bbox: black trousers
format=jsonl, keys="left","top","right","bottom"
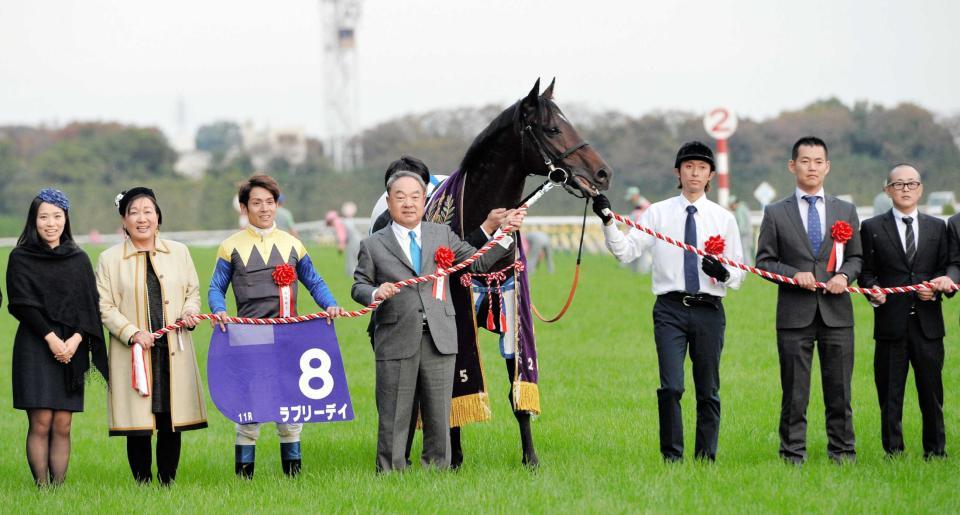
{"left": 875, "top": 313, "right": 946, "bottom": 457}
{"left": 126, "top": 412, "right": 182, "bottom": 484}
{"left": 652, "top": 295, "right": 725, "bottom": 461}
{"left": 776, "top": 310, "right": 855, "bottom": 462}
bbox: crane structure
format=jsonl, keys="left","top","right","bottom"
{"left": 319, "top": 0, "right": 363, "bottom": 172}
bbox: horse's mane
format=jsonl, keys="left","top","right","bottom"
{"left": 459, "top": 99, "right": 522, "bottom": 171}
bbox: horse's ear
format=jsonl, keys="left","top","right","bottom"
{"left": 541, "top": 77, "right": 555, "bottom": 100}
{"left": 520, "top": 78, "right": 541, "bottom": 121}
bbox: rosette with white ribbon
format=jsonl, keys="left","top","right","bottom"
{"left": 828, "top": 221, "right": 853, "bottom": 273}
{"left": 272, "top": 263, "right": 298, "bottom": 317}
{"left": 433, "top": 246, "right": 455, "bottom": 301}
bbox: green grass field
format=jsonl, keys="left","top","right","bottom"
{"left": 0, "top": 245, "right": 958, "bottom": 513}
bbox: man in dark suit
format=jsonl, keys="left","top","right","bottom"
{"left": 351, "top": 171, "right": 525, "bottom": 472}
{"left": 756, "top": 136, "right": 863, "bottom": 464}
{"left": 947, "top": 212, "right": 960, "bottom": 308}
{"left": 860, "top": 164, "right": 952, "bottom": 459}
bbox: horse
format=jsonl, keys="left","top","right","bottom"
{"left": 424, "top": 78, "right": 611, "bottom": 468}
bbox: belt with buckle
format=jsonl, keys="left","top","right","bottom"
{"left": 660, "top": 291, "right": 721, "bottom": 308}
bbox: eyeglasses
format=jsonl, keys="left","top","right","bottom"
{"left": 886, "top": 181, "right": 921, "bottom": 191}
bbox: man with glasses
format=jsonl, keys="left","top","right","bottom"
{"left": 859, "top": 164, "right": 952, "bottom": 459}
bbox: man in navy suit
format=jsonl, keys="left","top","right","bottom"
{"left": 859, "top": 164, "right": 953, "bottom": 459}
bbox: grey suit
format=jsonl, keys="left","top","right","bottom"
{"left": 351, "top": 221, "right": 510, "bottom": 471}
{"left": 756, "top": 193, "right": 862, "bottom": 462}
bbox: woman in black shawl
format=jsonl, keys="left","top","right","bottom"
{"left": 7, "top": 189, "right": 108, "bottom": 487}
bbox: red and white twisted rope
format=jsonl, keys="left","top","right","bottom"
{"left": 602, "top": 208, "right": 959, "bottom": 296}
{"left": 149, "top": 183, "right": 560, "bottom": 338}
{"left": 149, "top": 228, "right": 516, "bottom": 338}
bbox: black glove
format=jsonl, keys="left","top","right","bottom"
{"left": 701, "top": 255, "right": 730, "bottom": 282}
{"left": 592, "top": 194, "right": 612, "bottom": 224}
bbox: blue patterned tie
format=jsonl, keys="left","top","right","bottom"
{"left": 684, "top": 205, "right": 699, "bottom": 293}
{"left": 803, "top": 195, "right": 822, "bottom": 254}
{"left": 408, "top": 230, "right": 422, "bottom": 275}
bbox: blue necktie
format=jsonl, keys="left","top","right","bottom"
{"left": 408, "top": 230, "right": 422, "bottom": 275}
{"left": 803, "top": 195, "right": 822, "bottom": 254}
{"left": 684, "top": 205, "right": 699, "bottom": 293}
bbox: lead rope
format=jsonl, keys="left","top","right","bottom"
{"left": 531, "top": 197, "right": 588, "bottom": 322}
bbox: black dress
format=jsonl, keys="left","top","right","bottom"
{"left": 7, "top": 242, "right": 108, "bottom": 412}
{"left": 144, "top": 256, "right": 171, "bottom": 414}
{"left": 11, "top": 311, "right": 85, "bottom": 411}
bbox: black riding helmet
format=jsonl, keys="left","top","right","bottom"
{"left": 674, "top": 141, "right": 716, "bottom": 171}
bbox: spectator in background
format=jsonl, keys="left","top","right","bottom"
{"left": 275, "top": 193, "right": 299, "bottom": 238}
{"left": 523, "top": 231, "right": 554, "bottom": 274}
{"left": 729, "top": 196, "right": 754, "bottom": 266}
{"left": 625, "top": 186, "right": 652, "bottom": 274}
{"left": 325, "top": 202, "right": 362, "bottom": 277}
{"left": 873, "top": 189, "right": 894, "bottom": 217}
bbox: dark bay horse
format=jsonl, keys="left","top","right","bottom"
{"left": 429, "top": 78, "right": 611, "bottom": 468}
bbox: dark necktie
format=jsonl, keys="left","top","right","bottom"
{"left": 903, "top": 216, "right": 916, "bottom": 264}
{"left": 409, "top": 230, "right": 422, "bottom": 275}
{"left": 684, "top": 205, "right": 699, "bottom": 293}
{"left": 803, "top": 195, "right": 822, "bottom": 254}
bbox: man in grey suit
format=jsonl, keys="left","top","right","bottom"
{"left": 756, "top": 136, "right": 863, "bottom": 465}
{"left": 351, "top": 171, "right": 526, "bottom": 472}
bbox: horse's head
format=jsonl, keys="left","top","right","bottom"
{"left": 517, "top": 78, "right": 611, "bottom": 196}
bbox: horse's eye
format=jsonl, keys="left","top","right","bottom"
{"left": 547, "top": 127, "right": 561, "bottom": 135}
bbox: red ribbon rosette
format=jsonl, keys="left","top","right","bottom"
{"left": 831, "top": 221, "right": 853, "bottom": 244}
{"left": 272, "top": 263, "right": 297, "bottom": 286}
{"left": 433, "top": 246, "right": 455, "bottom": 301}
{"left": 272, "top": 263, "right": 297, "bottom": 316}
{"left": 434, "top": 246, "right": 455, "bottom": 269}
{"left": 704, "top": 235, "right": 726, "bottom": 284}
{"left": 827, "top": 221, "right": 853, "bottom": 273}
{"left": 704, "top": 235, "right": 725, "bottom": 256}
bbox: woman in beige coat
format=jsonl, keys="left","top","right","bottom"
{"left": 96, "top": 187, "right": 207, "bottom": 485}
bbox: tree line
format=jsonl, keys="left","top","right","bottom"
{"left": 0, "top": 98, "right": 957, "bottom": 235}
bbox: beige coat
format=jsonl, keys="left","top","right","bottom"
{"left": 96, "top": 238, "right": 207, "bottom": 435}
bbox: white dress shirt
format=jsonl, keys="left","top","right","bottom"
{"left": 891, "top": 207, "right": 920, "bottom": 252}
{"left": 391, "top": 221, "right": 423, "bottom": 270}
{"left": 602, "top": 194, "right": 745, "bottom": 296}
{"left": 795, "top": 187, "right": 826, "bottom": 240}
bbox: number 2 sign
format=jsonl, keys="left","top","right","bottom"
{"left": 207, "top": 318, "right": 355, "bottom": 425}
{"left": 703, "top": 107, "right": 738, "bottom": 140}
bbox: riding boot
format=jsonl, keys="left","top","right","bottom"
{"left": 506, "top": 358, "right": 539, "bottom": 468}
{"left": 235, "top": 445, "right": 255, "bottom": 479}
{"left": 280, "top": 442, "right": 302, "bottom": 478}
{"left": 450, "top": 427, "right": 463, "bottom": 470}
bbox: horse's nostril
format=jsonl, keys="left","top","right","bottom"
{"left": 596, "top": 169, "right": 609, "bottom": 181}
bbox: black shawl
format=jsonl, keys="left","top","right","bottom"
{"left": 6, "top": 242, "right": 109, "bottom": 389}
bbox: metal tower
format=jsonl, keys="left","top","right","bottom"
{"left": 319, "top": 0, "right": 362, "bottom": 171}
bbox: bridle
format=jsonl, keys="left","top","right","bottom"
{"left": 521, "top": 124, "right": 592, "bottom": 198}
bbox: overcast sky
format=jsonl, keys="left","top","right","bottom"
{"left": 1, "top": 0, "right": 958, "bottom": 141}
